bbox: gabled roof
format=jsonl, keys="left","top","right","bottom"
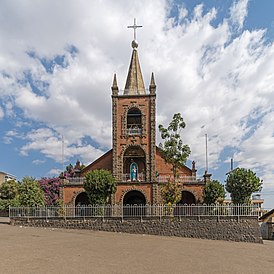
{"left": 156, "top": 146, "right": 192, "bottom": 173}
{"left": 259, "top": 209, "right": 274, "bottom": 222}
{"left": 80, "top": 149, "right": 113, "bottom": 175}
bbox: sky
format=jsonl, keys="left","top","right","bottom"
{"left": 0, "top": 0, "right": 274, "bottom": 208}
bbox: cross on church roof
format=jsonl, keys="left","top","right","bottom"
{"left": 127, "top": 18, "right": 142, "bottom": 41}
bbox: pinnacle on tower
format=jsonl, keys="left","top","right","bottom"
{"left": 112, "top": 73, "right": 119, "bottom": 95}
{"left": 149, "top": 72, "right": 156, "bottom": 94}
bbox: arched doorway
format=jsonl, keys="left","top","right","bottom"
{"left": 75, "top": 192, "right": 89, "bottom": 206}
{"left": 179, "top": 191, "right": 196, "bottom": 205}
{"left": 123, "top": 190, "right": 146, "bottom": 205}
{"left": 174, "top": 191, "right": 196, "bottom": 216}
{"left": 123, "top": 190, "right": 146, "bottom": 217}
{"left": 75, "top": 192, "right": 89, "bottom": 217}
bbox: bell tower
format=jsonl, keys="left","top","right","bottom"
{"left": 112, "top": 20, "right": 156, "bottom": 187}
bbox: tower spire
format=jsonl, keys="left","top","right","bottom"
{"left": 124, "top": 19, "right": 145, "bottom": 95}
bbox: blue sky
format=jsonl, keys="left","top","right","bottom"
{"left": 0, "top": 0, "right": 274, "bottom": 208}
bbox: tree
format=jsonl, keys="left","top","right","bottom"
{"left": 38, "top": 177, "right": 61, "bottom": 206}
{"left": 225, "top": 168, "right": 262, "bottom": 204}
{"left": 18, "top": 177, "right": 45, "bottom": 207}
{"left": 159, "top": 113, "right": 191, "bottom": 180}
{"left": 0, "top": 180, "right": 19, "bottom": 200}
{"left": 0, "top": 180, "right": 20, "bottom": 210}
{"left": 161, "top": 180, "right": 181, "bottom": 205}
{"left": 83, "top": 169, "right": 116, "bottom": 205}
{"left": 62, "top": 160, "right": 86, "bottom": 178}
{"left": 204, "top": 180, "right": 225, "bottom": 204}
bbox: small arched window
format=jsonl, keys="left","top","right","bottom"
{"left": 127, "top": 108, "right": 142, "bottom": 135}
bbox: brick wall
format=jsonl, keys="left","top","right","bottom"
{"left": 115, "top": 184, "right": 152, "bottom": 204}
{"left": 81, "top": 150, "right": 113, "bottom": 175}
{"left": 10, "top": 216, "right": 262, "bottom": 243}
{"left": 63, "top": 186, "right": 84, "bottom": 205}
{"left": 155, "top": 148, "right": 192, "bottom": 176}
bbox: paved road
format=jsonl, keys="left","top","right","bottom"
{"left": 0, "top": 222, "right": 273, "bottom": 274}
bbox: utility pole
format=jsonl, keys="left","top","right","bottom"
{"left": 205, "top": 133, "right": 208, "bottom": 173}
{"left": 62, "top": 135, "right": 64, "bottom": 174}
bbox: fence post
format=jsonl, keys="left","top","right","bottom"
{"left": 27, "top": 207, "right": 30, "bottom": 223}
{"left": 102, "top": 205, "right": 104, "bottom": 222}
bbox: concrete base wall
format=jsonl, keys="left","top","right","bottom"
{"left": 10, "top": 216, "right": 263, "bottom": 243}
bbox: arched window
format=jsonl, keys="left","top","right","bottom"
{"left": 122, "top": 146, "right": 146, "bottom": 182}
{"left": 127, "top": 108, "right": 142, "bottom": 135}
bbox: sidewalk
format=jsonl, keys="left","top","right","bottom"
{"left": 0, "top": 217, "right": 10, "bottom": 224}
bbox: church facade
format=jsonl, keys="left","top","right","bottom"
{"left": 61, "top": 33, "right": 207, "bottom": 206}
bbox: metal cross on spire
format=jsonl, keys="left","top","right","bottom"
{"left": 127, "top": 18, "right": 142, "bottom": 41}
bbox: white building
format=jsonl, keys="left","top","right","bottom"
{"left": 0, "top": 171, "right": 17, "bottom": 185}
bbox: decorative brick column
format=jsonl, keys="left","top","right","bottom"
{"left": 112, "top": 74, "right": 119, "bottom": 181}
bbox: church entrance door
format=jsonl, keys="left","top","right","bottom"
{"left": 75, "top": 192, "right": 89, "bottom": 216}
{"left": 174, "top": 191, "right": 196, "bottom": 216}
{"left": 180, "top": 191, "right": 196, "bottom": 205}
{"left": 75, "top": 192, "right": 89, "bottom": 206}
{"left": 123, "top": 190, "right": 146, "bottom": 217}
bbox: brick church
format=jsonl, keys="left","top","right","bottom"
{"left": 61, "top": 23, "right": 208, "bottom": 206}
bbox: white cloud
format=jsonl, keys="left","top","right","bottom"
{"left": 0, "top": 107, "right": 3, "bottom": 119}
{"left": 47, "top": 168, "right": 62, "bottom": 177}
{"left": 3, "top": 130, "right": 20, "bottom": 144}
{"left": 20, "top": 127, "right": 104, "bottom": 165}
{"left": 234, "top": 111, "right": 274, "bottom": 187}
{"left": 32, "top": 159, "right": 45, "bottom": 165}
{"left": 229, "top": 0, "right": 248, "bottom": 31}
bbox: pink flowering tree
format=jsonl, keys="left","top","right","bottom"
{"left": 38, "top": 177, "right": 61, "bottom": 206}
{"left": 61, "top": 160, "right": 85, "bottom": 178}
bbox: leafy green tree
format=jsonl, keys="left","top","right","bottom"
{"left": 0, "top": 180, "right": 20, "bottom": 210}
{"left": 159, "top": 113, "right": 191, "bottom": 180}
{"left": 225, "top": 168, "right": 262, "bottom": 204}
{"left": 84, "top": 169, "right": 116, "bottom": 205}
{"left": 0, "top": 197, "right": 21, "bottom": 210}
{"left": 204, "top": 180, "right": 225, "bottom": 204}
{"left": 0, "top": 180, "right": 19, "bottom": 200}
{"left": 62, "top": 160, "right": 86, "bottom": 178}
{"left": 161, "top": 180, "right": 181, "bottom": 205}
{"left": 18, "top": 177, "right": 45, "bottom": 207}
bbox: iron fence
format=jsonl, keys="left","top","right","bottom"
{"left": 9, "top": 204, "right": 261, "bottom": 219}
